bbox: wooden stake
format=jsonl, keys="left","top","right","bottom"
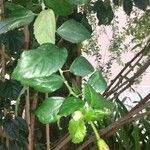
{"left": 45, "top": 93, "right": 50, "bottom": 150}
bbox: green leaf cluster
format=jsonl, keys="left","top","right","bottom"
{"left": 11, "top": 42, "right": 113, "bottom": 143}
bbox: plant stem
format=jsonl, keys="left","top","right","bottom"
{"left": 41, "top": 0, "right": 45, "bottom": 10}
{"left": 59, "top": 69, "right": 78, "bottom": 97}
{"left": 89, "top": 122, "right": 100, "bottom": 141}
{"left": 90, "top": 122, "right": 102, "bottom": 150}
{"left": 15, "top": 86, "right": 27, "bottom": 116}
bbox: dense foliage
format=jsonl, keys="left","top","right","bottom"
{"left": 0, "top": 0, "right": 150, "bottom": 150}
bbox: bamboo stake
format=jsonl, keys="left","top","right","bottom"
{"left": 23, "top": 25, "right": 33, "bottom": 150}
{"left": 30, "top": 92, "right": 38, "bottom": 150}
{"left": 45, "top": 93, "right": 50, "bottom": 150}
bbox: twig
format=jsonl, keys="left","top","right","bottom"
{"left": 1, "top": 44, "right": 5, "bottom": 82}
{"left": 103, "top": 41, "right": 150, "bottom": 97}
{"left": 53, "top": 135, "right": 70, "bottom": 150}
{"left": 108, "top": 53, "right": 144, "bottom": 95}
{"left": 100, "top": 98, "right": 150, "bottom": 137}
{"left": 15, "top": 86, "right": 27, "bottom": 116}
{"left": 112, "top": 58, "right": 150, "bottom": 95}
{"left": 59, "top": 69, "right": 78, "bottom": 97}
{"left": 130, "top": 93, "right": 150, "bottom": 112}
{"left": 110, "top": 59, "right": 150, "bottom": 100}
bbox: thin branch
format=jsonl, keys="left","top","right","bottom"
{"left": 100, "top": 98, "right": 150, "bottom": 137}
{"left": 15, "top": 86, "right": 27, "bottom": 116}
{"left": 53, "top": 135, "right": 70, "bottom": 150}
{"left": 130, "top": 93, "right": 150, "bottom": 112}
{"left": 59, "top": 69, "right": 78, "bottom": 97}
{"left": 105, "top": 58, "right": 150, "bottom": 99}
{"left": 103, "top": 41, "right": 150, "bottom": 97}
{"left": 108, "top": 53, "right": 144, "bottom": 95}
{"left": 110, "top": 59, "right": 150, "bottom": 100}
{"left": 1, "top": 44, "right": 5, "bottom": 82}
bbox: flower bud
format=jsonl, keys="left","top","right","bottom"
{"left": 97, "top": 139, "right": 110, "bottom": 150}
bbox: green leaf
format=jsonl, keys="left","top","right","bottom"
{"left": 0, "top": 80, "right": 22, "bottom": 100}
{"left": 116, "top": 98, "right": 128, "bottom": 116}
{"left": 44, "top": 0, "right": 74, "bottom": 16}
{"left": 0, "top": 30, "right": 24, "bottom": 55}
{"left": 83, "top": 84, "right": 114, "bottom": 110}
{"left": 35, "top": 97, "right": 64, "bottom": 124}
{"left": 68, "top": 119, "right": 86, "bottom": 143}
{"left": 142, "top": 119, "right": 150, "bottom": 134}
{"left": 133, "top": 0, "right": 147, "bottom": 10}
{"left": 34, "top": 9, "right": 56, "bottom": 45}
{"left": 3, "top": 117, "right": 28, "bottom": 146}
{"left": 117, "top": 127, "right": 130, "bottom": 149}
{"left": 83, "top": 108, "right": 111, "bottom": 122}
{"left": 68, "top": 0, "right": 90, "bottom": 5}
{"left": 57, "top": 19, "right": 91, "bottom": 43}
{"left": 132, "top": 125, "right": 140, "bottom": 150}
{"left": 0, "top": 6, "right": 35, "bottom": 34}
{"left": 93, "top": 0, "right": 114, "bottom": 25}
{"left": 21, "top": 74, "right": 63, "bottom": 93}
{"left": 13, "top": 117, "right": 28, "bottom": 133}
{"left": 69, "top": 56, "right": 94, "bottom": 77}
{"left": 59, "top": 97, "right": 85, "bottom": 117}
{"left": 71, "top": 79, "right": 81, "bottom": 95}
{"left": 12, "top": 43, "right": 68, "bottom": 80}
{"left": 88, "top": 70, "right": 107, "bottom": 93}
{"left": 5, "top": 2, "right": 24, "bottom": 11}
{"left": 123, "top": 0, "right": 133, "bottom": 16}
{"left": 113, "top": 0, "right": 120, "bottom": 6}
{"left": 72, "top": 12, "right": 92, "bottom": 33}
{"left": 93, "top": 0, "right": 106, "bottom": 25}
{"left": 5, "top": 1, "right": 28, "bottom": 8}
